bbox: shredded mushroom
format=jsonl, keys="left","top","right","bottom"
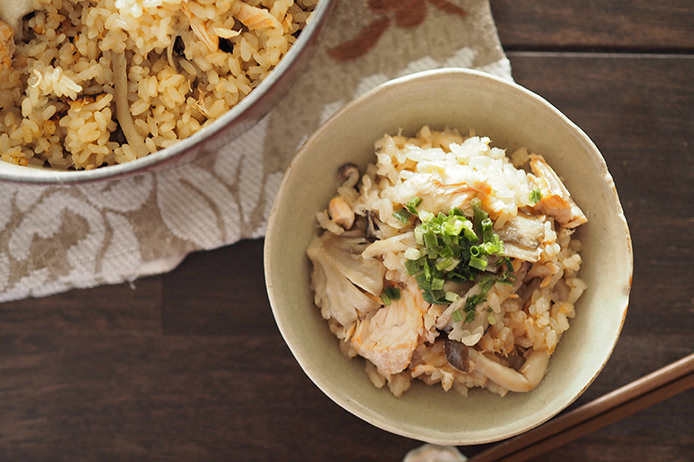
{"left": 112, "top": 52, "right": 148, "bottom": 156}
{"left": 166, "top": 28, "right": 185, "bottom": 70}
{"left": 181, "top": 4, "right": 218, "bottom": 52}
{"left": 234, "top": 3, "right": 281, "bottom": 30}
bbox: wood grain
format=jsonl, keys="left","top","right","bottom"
{"left": 0, "top": 277, "right": 162, "bottom": 335}
{"left": 0, "top": 35, "right": 693, "bottom": 462}
{"left": 491, "top": 1, "right": 694, "bottom": 51}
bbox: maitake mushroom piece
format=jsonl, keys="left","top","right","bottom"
{"left": 307, "top": 231, "right": 384, "bottom": 326}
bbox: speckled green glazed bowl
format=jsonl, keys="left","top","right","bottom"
{"left": 264, "top": 68, "right": 632, "bottom": 445}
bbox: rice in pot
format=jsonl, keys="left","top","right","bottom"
{"left": 0, "top": 0, "right": 317, "bottom": 169}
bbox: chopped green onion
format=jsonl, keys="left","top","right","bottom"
{"left": 451, "top": 309, "right": 463, "bottom": 323}
{"left": 423, "top": 291, "right": 438, "bottom": 304}
{"left": 447, "top": 271, "right": 468, "bottom": 282}
{"left": 438, "top": 240, "right": 453, "bottom": 258}
{"left": 422, "top": 259, "right": 431, "bottom": 280}
{"left": 414, "top": 227, "right": 424, "bottom": 245}
{"left": 472, "top": 201, "right": 488, "bottom": 230}
{"left": 419, "top": 210, "right": 434, "bottom": 222}
{"left": 380, "top": 292, "right": 391, "bottom": 305}
{"left": 406, "top": 196, "right": 422, "bottom": 214}
{"left": 405, "top": 259, "right": 420, "bottom": 275}
{"left": 494, "top": 235, "right": 504, "bottom": 254}
{"left": 465, "top": 310, "right": 476, "bottom": 323}
{"left": 487, "top": 313, "right": 496, "bottom": 325}
{"left": 461, "top": 221, "right": 478, "bottom": 241}
{"left": 393, "top": 207, "right": 411, "bottom": 224}
{"left": 404, "top": 248, "right": 420, "bottom": 260}
{"left": 415, "top": 273, "right": 430, "bottom": 290}
{"left": 530, "top": 188, "right": 542, "bottom": 205}
{"left": 464, "top": 294, "right": 481, "bottom": 312}
{"left": 406, "top": 205, "right": 510, "bottom": 310}
{"left": 504, "top": 257, "right": 514, "bottom": 273}
{"left": 445, "top": 291, "right": 460, "bottom": 302}
{"left": 383, "top": 286, "right": 401, "bottom": 301}
{"left": 435, "top": 257, "right": 459, "bottom": 272}
{"left": 481, "top": 217, "right": 494, "bottom": 243}
{"left": 424, "top": 231, "right": 439, "bottom": 251}
{"left": 469, "top": 254, "right": 488, "bottom": 271}
{"left": 479, "top": 274, "right": 496, "bottom": 292}
{"left": 483, "top": 235, "right": 503, "bottom": 255}
{"left": 442, "top": 220, "right": 459, "bottom": 236}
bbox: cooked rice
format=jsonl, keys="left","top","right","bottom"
{"left": 0, "top": 0, "right": 317, "bottom": 170}
{"left": 307, "top": 127, "right": 588, "bottom": 397}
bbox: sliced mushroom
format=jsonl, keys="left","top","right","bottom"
{"left": 365, "top": 210, "right": 377, "bottom": 239}
{"left": 497, "top": 214, "right": 545, "bottom": 249}
{"left": 338, "top": 163, "right": 360, "bottom": 188}
{"left": 444, "top": 339, "right": 469, "bottom": 372}
{"left": 362, "top": 232, "right": 416, "bottom": 259}
{"left": 112, "top": 52, "right": 148, "bottom": 156}
{"left": 507, "top": 348, "right": 526, "bottom": 371}
{"left": 328, "top": 196, "right": 355, "bottom": 230}
{"left": 502, "top": 242, "right": 542, "bottom": 263}
{"left": 469, "top": 348, "right": 549, "bottom": 393}
{"left": 497, "top": 214, "right": 545, "bottom": 263}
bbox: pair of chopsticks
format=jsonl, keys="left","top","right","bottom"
{"left": 469, "top": 353, "right": 694, "bottom": 462}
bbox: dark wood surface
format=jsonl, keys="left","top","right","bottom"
{"left": 491, "top": 0, "right": 694, "bottom": 51}
{"left": 1, "top": 3, "right": 693, "bottom": 462}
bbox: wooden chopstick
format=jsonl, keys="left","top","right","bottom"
{"left": 469, "top": 353, "right": 694, "bottom": 462}
{"left": 495, "top": 374, "right": 693, "bottom": 461}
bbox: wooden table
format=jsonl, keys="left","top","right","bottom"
{"left": 1, "top": 1, "right": 692, "bottom": 460}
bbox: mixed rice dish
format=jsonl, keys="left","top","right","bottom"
{"left": 0, "top": 0, "right": 316, "bottom": 169}
{"left": 307, "top": 127, "right": 588, "bottom": 397}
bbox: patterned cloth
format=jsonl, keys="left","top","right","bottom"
{"left": 0, "top": 0, "right": 511, "bottom": 302}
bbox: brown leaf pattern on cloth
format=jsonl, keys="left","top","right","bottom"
{"left": 329, "top": 0, "right": 467, "bottom": 61}
{"left": 326, "top": 16, "right": 390, "bottom": 61}
{"left": 428, "top": 0, "right": 468, "bottom": 17}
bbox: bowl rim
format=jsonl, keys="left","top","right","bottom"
{"left": 0, "top": 0, "right": 335, "bottom": 185}
{"left": 264, "top": 67, "right": 633, "bottom": 445}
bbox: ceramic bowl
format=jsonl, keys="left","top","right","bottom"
{"left": 0, "top": 0, "right": 335, "bottom": 184}
{"left": 264, "top": 68, "right": 632, "bottom": 444}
